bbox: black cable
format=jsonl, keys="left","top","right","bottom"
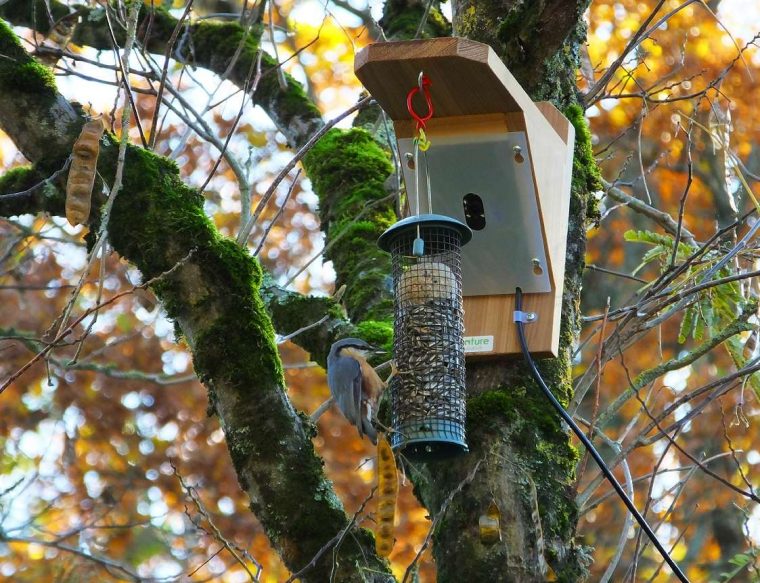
{"left": 514, "top": 288, "right": 689, "bottom": 583}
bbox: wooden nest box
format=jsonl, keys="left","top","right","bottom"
{"left": 355, "top": 37, "right": 575, "bottom": 358}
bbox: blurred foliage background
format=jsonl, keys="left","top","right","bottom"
{"left": 1, "top": 0, "right": 760, "bottom": 581}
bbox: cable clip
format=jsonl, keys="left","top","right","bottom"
{"left": 513, "top": 310, "right": 537, "bottom": 324}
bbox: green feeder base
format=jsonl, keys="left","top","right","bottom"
{"left": 390, "top": 418, "right": 468, "bottom": 462}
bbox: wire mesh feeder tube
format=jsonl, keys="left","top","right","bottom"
{"left": 378, "top": 214, "right": 472, "bottom": 461}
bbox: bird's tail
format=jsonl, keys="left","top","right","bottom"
{"left": 361, "top": 418, "right": 378, "bottom": 445}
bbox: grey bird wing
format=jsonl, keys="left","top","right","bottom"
{"left": 331, "top": 357, "right": 362, "bottom": 430}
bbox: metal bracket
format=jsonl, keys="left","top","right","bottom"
{"left": 513, "top": 310, "right": 538, "bottom": 324}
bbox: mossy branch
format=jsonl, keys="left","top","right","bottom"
{"left": 0, "top": 164, "right": 67, "bottom": 216}
{"left": 0, "top": 19, "right": 392, "bottom": 582}
{"left": 596, "top": 310, "right": 755, "bottom": 431}
{"left": 303, "top": 128, "right": 397, "bottom": 323}
{"left": 455, "top": 0, "right": 592, "bottom": 105}
{"left": 0, "top": 0, "right": 322, "bottom": 148}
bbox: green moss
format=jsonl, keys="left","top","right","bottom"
{"left": 101, "top": 143, "right": 283, "bottom": 411}
{"left": 190, "top": 20, "right": 261, "bottom": 74}
{"left": 497, "top": 2, "right": 537, "bottom": 47}
{"left": 0, "top": 1, "right": 70, "bottom": 34}
{"left": 566, "top": 104, "right": 602, "bottom": 226}
{"left": 354, "top": 320, "right": 393, "bottom": 353}
{"left": 0, "top": 19, "right": 57, "bottom": 95}
{"left": 380, "top": 1, "right": 451, "bottom": 39}
{"left": 264, "top": 290, "right": 348, "bottom": 367}
{"left": 187, "top": 18, "right": 320, "bottom": 145}
{"left": 0, "top": 165, "right": 38, "bottom": 193}
{"left": 0, "top": 164, "right": 66, "bottom": 216}
{"left": 257, "top": 55, "right": 322, "bottom": 121}
{"left": 0, "top": 60, "right": 56, "bottom": 93}
{"left": 303, "top": 128, "right": 396, "bottom": 322}
{"left": 136, "top": 5, "right": 178, "bottom": 50}
{"left": 304, "top": 128, "right": 394, "bottom": 225}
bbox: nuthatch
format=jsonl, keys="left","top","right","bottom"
{"left": 327, "top": 338, "right": 386, "bottom": 444}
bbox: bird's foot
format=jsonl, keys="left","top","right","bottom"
{"left": 384, "top": 361, "right": 398, "bottom": 387}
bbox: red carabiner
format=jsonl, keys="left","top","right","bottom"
{"left": 406, "top": 74, "right": 434, "bottom": 131}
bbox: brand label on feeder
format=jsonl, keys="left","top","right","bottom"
{"left": 464, "top": 336, "right": 494, "bottom": 353}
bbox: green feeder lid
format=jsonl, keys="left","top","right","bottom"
{"left": 377, "top": 214, "right": 472, "bottom": 252}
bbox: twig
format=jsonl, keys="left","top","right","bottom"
{"left": 0, "top": 249, "right": 196, "bottom": 394}
{"left": 599, "top": 441, "right": 634, "bottom": 583}
{"left": 310, "top": 396, "right": 334, "bottom": 422}
{"left": 283, "top": 192, "right": 395, "bottom": 287}
{"left": 586, "top": 264, "right": 647, "bottom": 283}
{"left": 253, "top": 169, "right": 301, "bottom": 255}
{"left": 147, "top": 0, "right": 194, "bottom": 149}
{"left": 237, "top": 96, "right": 372, "bottom": 245}
{"left": 173, "top": 461, "right": 262, "bottom": 581}
{"left": 670, "top": 120, "right": 693, "bottom": 268}
{"left": 621, "top": 356, "right": 760, "bottom": 503}
{"left": 0, "top": 535, "right": 139, "bottom": 581}
{"left": 581, "top": 451, "right": 736, "bottom": 514}
{"left": 0, "top": 158, "right": 71, "bottom": 201}
{"left": 602, "top": 179, "right": 697, "bottom": 245}
{"left": 414, "top": 0, "right": 435, "bottom": 39}
{"left": 277, "top": 314, "right": 330, "bottom": 344}
{"left": 103, "top": 2, "right": 147, "bottom": 147}
{"left": 286, "top": 487, "right": 377, "bottom": 583}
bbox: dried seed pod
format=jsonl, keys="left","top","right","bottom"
{"left": 66, "top": 117, "right": 104, "bottom": 227}
{"left": 478, "top": 500, "right": 501, "bottom": 544}
{"left": 375, "top": 435, "right": 398, "bottom": 557}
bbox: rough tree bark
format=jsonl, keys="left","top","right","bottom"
{"left": 0, "top": 1, "right": 601, "bottom": 581}
{"left": 391, "top": 3, "right": 600, "bottom": 581}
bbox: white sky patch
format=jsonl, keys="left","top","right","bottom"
{"left": 674, "top": 402, "right": 692, "bottom": 432}
{"left": 663, "top": 365, "right": 692, "bottom": 393}
{"left": 748, "top": 505, "right": 760, "bottom": 544}
{"left": 717, "top": 0, "right": 760, "bottom": 43}
{"left": 217, "top": 496, "right": 235, "bottom": 515}
{"left": 650, "top": 448, "right": 682, "bottom": 512}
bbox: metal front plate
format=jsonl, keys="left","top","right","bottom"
{"left": 398, "top": 132, "right": 551, "bottom": 296}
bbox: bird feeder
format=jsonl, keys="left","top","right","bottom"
{"left": 356, "top": 38, "right": 576, "bottom": 358}
{"left": 378, "top": 214, "right": 472, "bottom": 460}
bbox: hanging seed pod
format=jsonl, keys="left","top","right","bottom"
{"left": 478, "top": 500, "right": 501, "bottom": 544}
{"left": 66, "top": 117, "right": 104, "bottom": 227}
{"left": 375, "top": 435, "right": 398, "bottom": 557}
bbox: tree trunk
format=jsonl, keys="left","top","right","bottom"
{"left": 385, "top": 2, "right": 599, "bottom": 581}
{"left": 0, "top": 0, "right": 603, "bottom": 579}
